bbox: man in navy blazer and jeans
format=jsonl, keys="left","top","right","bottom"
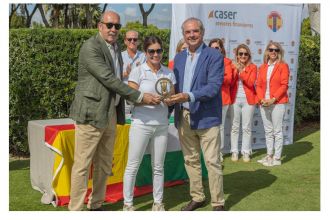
{"left": 165, "top": 17, "right": 225, "bottom": 211}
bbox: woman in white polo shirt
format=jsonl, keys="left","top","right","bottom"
{"left": 123, "top": 36, "right": 176, "bottom": 211}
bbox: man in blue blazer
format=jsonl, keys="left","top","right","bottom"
{"left": 166, "top": 17, "right": 225, "bottom": 211}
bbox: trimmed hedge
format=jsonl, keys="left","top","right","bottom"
{"left": 9, "top": 27, "right": 319, "bottom": 155}
{"left": 9, "top": 28, "right": 170, "bottom": 155}
{"left": 295, "top": 34, "right": 320, "bottom": 124}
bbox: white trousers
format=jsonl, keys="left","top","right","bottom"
{"left": 230, "top": 99, "right": 255, "bottom": 154}
{"left": 124, "top": 102, "right": 132, "bottom": 115}
{"left": 123, "top": 123, "right": 168, "bottom": 206}
{"left": 260, "top": 104, "right": 286, "bottom": 160}
{"left": 219, "top": 105, "right": 229, "bottom": 152}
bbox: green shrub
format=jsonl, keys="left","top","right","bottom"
{"left": 295, "top": 22, "right": 320, "bottom": 125}
{"left": 9, "top": 28, "right": 170, "bottom": 155}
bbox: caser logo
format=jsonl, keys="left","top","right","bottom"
{"left": 208, "top": 10, "right": 237, "bottom": 19}
{"left": 267, "top": 11, "right": 282, "bottom": 32}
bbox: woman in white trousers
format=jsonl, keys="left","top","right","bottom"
{"left": 256, "top": 42, "right": 289, "bottom": 167}
{"left": 123, "top": 36, "right": 176, "bottom": 211}
{"left": 208, "top": 38, "right": 235, "bottom": 162}
{"left": 230, "top": 44, "right": 258, "bottom": 162}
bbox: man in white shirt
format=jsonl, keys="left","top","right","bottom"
{"left": 121, "top": 30, "right": 146, "bottom": 84}
{"left": 121, "top": 30, "right": 146, "bottom": 114}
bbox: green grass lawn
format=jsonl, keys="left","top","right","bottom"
{"left": 9, "top": 122, "right": 320, "bottom": 211}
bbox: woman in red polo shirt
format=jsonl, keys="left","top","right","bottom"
{"left": 208, "top": 38, "right": 235, "bottom": 162}
{"left": 230, "top": 44, "right": 257, "bottom": 162}
{"left": 256, "top": 42, "right": 289, "bottom": 167}
{"left": 168, "top": 39, "right": 188, "bottom": 70}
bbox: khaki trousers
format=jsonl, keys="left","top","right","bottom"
{"left": 68, "top": 112, "right": 117, "bottom": 211}
{"left": 178, "top": 109, "right": 225, "bottom": 207}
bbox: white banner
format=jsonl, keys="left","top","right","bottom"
{"left": 169, "top": 4, "right": 303, "bottom": 152}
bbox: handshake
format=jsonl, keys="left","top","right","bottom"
{"left": 142, "top": 93, "right": 190, "bottom": 106}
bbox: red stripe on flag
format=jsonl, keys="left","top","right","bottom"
{"left": 45, "top": 124, "right": 75, "bottom": 145}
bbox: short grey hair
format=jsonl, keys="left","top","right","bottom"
{"left": 126, "top": 30, "right": 139, "bottom": 38}
{"left": 181, "top": 17, "right": 205, "bottom": 36}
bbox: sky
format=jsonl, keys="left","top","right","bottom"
{"left": 28, "top": 3, "right": 172, "bottom": 29}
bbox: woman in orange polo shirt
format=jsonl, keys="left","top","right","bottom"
{"left": 208, "top": 38, "right": 235, "bottom": 162}
{"left": 230, "top": 44, "right": 257, "bottom": 162}
{"left": 256, "top": 42, "right": 289, "bottom": 167}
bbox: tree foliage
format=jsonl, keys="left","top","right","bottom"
{"left": 295, "top": 18, "right": 320, "bottom": 124}
{"left": 10, "top": 13, "right": 26, "bottom": 28}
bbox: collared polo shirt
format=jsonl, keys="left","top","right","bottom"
{"left": 128, "top": 63, "right": 176, "bottom": 125}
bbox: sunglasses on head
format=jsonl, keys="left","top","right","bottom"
{"left": 147, "top": 48, "right": 163, "bottom": 55}
{"left": 268, "top": 48, "right": 280, "bottom": 52}
{"left": 126, "top": 38, "right": 138, "bottom": 42}
{"left": 238, "top": 52, "right": 249, "bottom": 57}
{"left": 101, "top": 22, "right": 122, "bottom": 30}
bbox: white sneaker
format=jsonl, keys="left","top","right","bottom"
{"left": 123, "top": 204, "right": 135, "bottom": 211}
{"left": 242, "top": 153, "right": 250, "bottom": 162}
{"left": 263, "top": 158, "right": 281, "bottom": 167}
{"left": 152, "top": 203, "right": 165, "bottom": 211}
{"left": 231, "top": 152, "right": 238, "bottom": 162}
{"left": 257, "top": 155, "right": 272, "bottom": 164}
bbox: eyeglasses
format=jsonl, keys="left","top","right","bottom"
{"left": 126, "top": 38, "right": 138, "bottom": 42}
{"left": 268, "top": 48, "right": 280, "bottom": 52}
{"left": 101, "top": 22, "right": 122, "bottom": 30}
{"left": 147, "top": 48, "right": 163, "bottom": 55}
{"left": 238, "top": 52, "right": 249, "bottom": 57}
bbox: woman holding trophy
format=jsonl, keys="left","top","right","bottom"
{"left": 123, "top": 36, "right": 176, "bottom": 211}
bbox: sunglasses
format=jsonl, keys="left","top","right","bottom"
{"left": 213, "top": 47, "right": 220, "bottom": 50}
{"left": 126, "top": 38, "right": 138, "bottom": 42}
{"left": 101, "top": 22, "right": 122, "bottom": 30}
{"left": 147, "top": 48, "right": 163, "bottom": 55}
{"left": 238, "top": 52, "right": 249, "bottom": 57}
{"left": 268, "top": 48, "right": 280, "bottom": 52}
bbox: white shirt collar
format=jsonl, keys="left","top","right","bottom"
{"left": 142, "top": 63, "right": 164, "bottom": 75}
{"left": 187, "top": 43, "right": 203, "bottom": 56}
{"left": 268, "top": 60, "right": 277, "bottom": 66}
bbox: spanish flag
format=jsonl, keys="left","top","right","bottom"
{"left": 45, "top": 120, "right": 188, "bottom": 206}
